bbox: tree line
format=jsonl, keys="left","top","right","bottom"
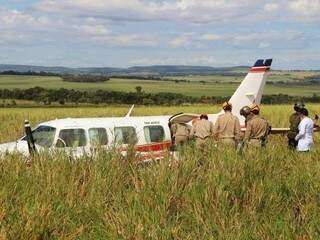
{"left": 0, "top": 71, "right": 59, "bottom": 76}
{"left": 0, "top": 87, "right": 318, "bottom": 106}
{"left": 61, "top": 74, "right": 110, "bottom": 82}
{"left": 111, "top": 75, "right": 190, "bottom": 83}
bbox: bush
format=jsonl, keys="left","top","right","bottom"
{"left": 61, "top": 74, "right": 110, "bottom": 83}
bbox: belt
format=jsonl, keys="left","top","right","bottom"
{"left": 220, "top": 137, "right": 235, "bottom": 139}
{"left": 195, "top": 136, "right": 210, "bottom": 140}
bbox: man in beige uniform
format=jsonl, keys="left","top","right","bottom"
{"left": 171, "top": 122, "right": 190, "bottom": 146}
{"left": 190, "top": 114, "right": 214, "bottom": 150}
{"left": 213, "top": 102, "right": 241, "bottom": 147}
{"left": 240, "top": 106, "right": 254, "bottom": 126}
{"left": 244, "top": 104, "right": 270, "bottom": 148}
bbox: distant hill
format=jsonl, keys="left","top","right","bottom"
{"left": 0, "top": 64, "right": 249, "bottom": 76}
{"left": 0, "top": 65, "right": 124, "bottom": 75}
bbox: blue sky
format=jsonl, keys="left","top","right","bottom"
{"left": 0, "top": 0, "right": 320, "bottom": 69}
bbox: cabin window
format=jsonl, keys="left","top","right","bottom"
{"left": 24, "top": 125, "right": 56, "bottom": 148}
{"left": 56, "top": 129, "right": 86, "bottom": 148}
{"left": 114, "top": 127, "right": 137, "bottom": 144}
{"left": 89, "top": 128, "right": 108, "bottom": 146}
{"left": 144, "top": 125, "right": 165, "bottom": 143}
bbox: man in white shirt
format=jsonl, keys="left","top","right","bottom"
{"left": 295, "top": 108, "right": 314, "bottom": 152}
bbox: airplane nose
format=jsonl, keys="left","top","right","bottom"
{"left": 0, "top": 142, "right": 18, "bottom": 155}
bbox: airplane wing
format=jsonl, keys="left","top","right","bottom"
{"left": 241, "top": 127, "right": 320, "bottom": 135}
{"left": 269, "top": 126, "right": 320, "bottom": 135}
{"left": 269, "top": 128, "right": 290, "bottom": 135}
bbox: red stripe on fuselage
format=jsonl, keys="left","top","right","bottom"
{"left": 250, "top": 66, "right": 270, "bottom": 73}
{"left": 135, "top": 141, "right": 172, "bottom": 152}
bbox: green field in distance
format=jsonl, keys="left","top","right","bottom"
{"left": 0, "top": 73, "right": 319, "bottom": 97}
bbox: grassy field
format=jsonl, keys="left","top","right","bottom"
{"left": 1, "top": 74, "right": 320, "bottom": 97}
{"left": 0, "top": 104, "right": 319, "bottom": 143}
{"left": 1, "top": 104, "right": 320, "bottom": 239}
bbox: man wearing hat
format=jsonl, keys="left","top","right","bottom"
{"left": 287, "top": 102, "right": 304, "bottom": 149}
{"left": 213, "top": 102, "right": 241, "bottom": 148}
{"left": 240, "top": 106, "right": 254, "bottom": 126}
{"left": 244, "top": 104, "right": 270, "bottom": 148}
{"left": 190, "top": 114, "right": 214, "bottom": 150}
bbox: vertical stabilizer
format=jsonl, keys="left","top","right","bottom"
{"left": 228, "top": 59, "right": 272, "bottom": 117}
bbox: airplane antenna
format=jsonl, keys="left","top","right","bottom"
{"left": 125, "top": 104, "right": 135, "bottom": 117}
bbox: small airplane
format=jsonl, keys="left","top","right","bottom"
{"left": 0, "top": 59, "right": 316, "bottom": 160}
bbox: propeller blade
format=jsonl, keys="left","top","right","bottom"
{"left": 24, "top": 120, "right": 36, "bottom": 155}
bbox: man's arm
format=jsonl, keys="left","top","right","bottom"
{"left": 234, "top": 117, "right": 241, "bottom": 141}
{"left": 244, "top": 121, "right": 252, "bottom": 141}
{"left": 190, "top": 126, "right": 196, "bottom": 138}
{"left": 212, "top": 118, "right": 220, "bottom": 139}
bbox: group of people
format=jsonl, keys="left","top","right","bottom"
{"left": 171, "top": 102, "right": 317, "bottom": 152}
{"left": 287, "top": 102, "right": 317, "bottom": 152}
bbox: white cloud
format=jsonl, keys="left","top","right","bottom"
{"left": 74, "top": 24, "right": 110, "bottom": 36}
{"left": 0, "top": 8, "right": 49, "bottom": 30}
{"left": 232, "top": 31, "right": 302, "bottom": 43}
{"left": 264, "top": 3, "right": 280, "bottom": 12}
{"left": 258, "top": 42, "right": 271, "bottom": 48}
{"left": 199, "top": 34, "right": 223, "bottom": 41}
{"left": 36, "top": 0, "right": 260, "bottom": 24}
{"left": 169, "top": 33, "right": 193, "bottom": 48}
{"left": 111, "top": 34, "right": 158, "bottom": 47}
{"left": 288, "top": 0, "right": 320, "bottom": 22}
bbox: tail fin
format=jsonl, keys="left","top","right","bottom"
{"left": 229, "top": 59, "right": 272, "bottom": 117}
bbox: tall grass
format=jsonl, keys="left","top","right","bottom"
{"left": 1, "top": 143, "right": 320, "bottom": 239}
{"left": 0, "top": 105, "right": 320, "bottom": 239}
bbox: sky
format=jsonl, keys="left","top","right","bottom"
{"left": 0, "top": 0, "right": 320, "bottom": 69}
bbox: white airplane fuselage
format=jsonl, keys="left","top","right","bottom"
{"left": 0, "top": 113, "right": 222, "bottom": 160}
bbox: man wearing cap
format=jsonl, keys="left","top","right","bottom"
{"left": 240, "top": 106, "right": 254, "bottom": 126}
{"left": 190, "top": 114, "right": 214, "bottom": 150}
{"left": 287, "top": 102, "right": 304, "bottom": 149}
{"left": 237, "top": 105, "right": 254, "bottom": 152}
{"left": 244, "top": 104, "right": 270, "bottom": 148}
{"left": 171, "top": 122, "right": 191, "bottom": 146}
{"left": 213, "top": 102, "right": 241, "bottom": 148}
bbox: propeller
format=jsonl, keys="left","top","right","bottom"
{"left": 24, "top": 120, "right": 37, "bottom": 155}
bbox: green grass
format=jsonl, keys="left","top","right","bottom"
{"left": 1, "top": 74, "right": 320, "bottom": 97}
{"left": 1, "top": 104, "right": 320, "bottom": 238}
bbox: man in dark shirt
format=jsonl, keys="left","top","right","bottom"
{"left": 287, "top": 102, "right": 305, "bottom": 149}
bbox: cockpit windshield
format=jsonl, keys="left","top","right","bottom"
{"left": 22, "top": 125, "right": 56, "bottom": 148}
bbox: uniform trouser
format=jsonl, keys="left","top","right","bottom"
{"left": 288, "top": 138, "right": 298, "bottom": 149}
{"left": 175, "top": 135, "right": 188, "bottom": 146}
{"left": 248, "top": 139, "right": 262, "bottom": 148}
{"left": 219, "top": 138, "right": 236, "bottom": 148}
{"left": 195, "top": 138, "right": 211, "bottom": 163}
{"left": 195, "top": 138, "right": 206, "bottom": 149}
{"left": 195, "top": 137, "right": 212, "bottom": 153}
